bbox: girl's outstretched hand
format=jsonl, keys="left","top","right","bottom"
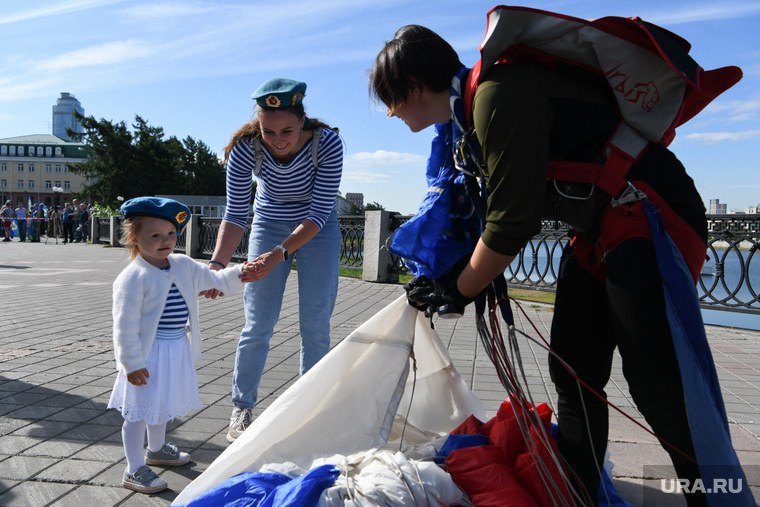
{"left": 127, "top": 368, "right": 150, "bottom": 386}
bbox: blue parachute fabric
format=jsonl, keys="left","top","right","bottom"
{"left": 177, "top": 464, "right": 340, "bottom": 507}
{"left": 434, "top": 433, "right": 490, "bottom": 464}
{"left": 387, "top": 123, "right": 475, "bottom": 279}
{"left": 596, "top": 465, "right": 634, "bottom": 507}
{"left": 644, "top": 200, "right": 754, "bottom": 506}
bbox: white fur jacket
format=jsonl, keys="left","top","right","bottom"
{"left": 112, "top": 253, "right": 244, "bottom": 374}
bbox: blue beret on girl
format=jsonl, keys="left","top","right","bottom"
{"left": 121, "top": 197, "right": 190, "bottom": 233}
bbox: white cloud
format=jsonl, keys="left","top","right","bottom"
{"left": 641, "top": 2, "right": 760, "bottom": 25}
{"left": 0, "top": 0, "right": 126, "bottom": 25}
{"left": 340, "top": 150, "right": 429, "bottom": 212}
{"left": 341, "top": 169, "right": 393, "bottom": 184}
{"left": 682, "top": 129, "right": 760, "bottom": 144}
{"left": 704, "top": 98, "right": 760, "bottom": 123}
{"left": 119, "top": 1, "right": 215, "bottom": 19}
{"left": 347, "top": 150, "right": 426, "bottom": 167}
{"left": 36, "top": 40, "right": 155, "bottom": 71}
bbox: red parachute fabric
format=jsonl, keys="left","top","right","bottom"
{"left": 446, "top": 399, "right": 572, "bottom": 506}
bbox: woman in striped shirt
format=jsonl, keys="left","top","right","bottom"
{"left": 205, "top": 78, "right": 343, "bottom": 443}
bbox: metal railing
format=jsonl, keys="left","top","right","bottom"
{"left": 93, "top": 213, "right": 760, "bottom": 315}
{"left": 699, "top": 215, "right": 760, "bottom": 314}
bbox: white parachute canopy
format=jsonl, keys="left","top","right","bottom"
{"left": 172, "top": 295, "right": 487, "bottom": 505}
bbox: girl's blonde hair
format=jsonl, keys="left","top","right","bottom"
{"left": 120, "top": 216, "right": 147, "bottom": 261}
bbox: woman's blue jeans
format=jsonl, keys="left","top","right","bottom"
{"left": 231, "top": 212, "right": 340, "bottom": 409}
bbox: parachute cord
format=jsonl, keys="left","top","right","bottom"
{"left": 398, "top": 351, "right": 418, "bottom": 452}
{"left": 493, "top": 297, "right": 699, "bottom": 463}
{"left": 482, "top": 309, "right": 577, "bottom": 506}
{"left": 478, "top": 295, "right": 700, "bottom": 506}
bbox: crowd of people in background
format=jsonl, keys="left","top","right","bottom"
{"left": 0, "top": 198, "right": 90, "bottom": 244}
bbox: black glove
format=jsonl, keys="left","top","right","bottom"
{"left": 403, "top": 276, "right": 434, "bottom": 312}
{"left": 425, "top": 273, "right": 474, "bottom": 319}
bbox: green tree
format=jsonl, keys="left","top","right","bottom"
{"left": 69, "top": 113, "right": 226, "bottom": 207}
{"left": 364, "top": 201, "right": 385, "bottom": 211}
{"left": 182, "top": 137, "right": 226, "bottom": 196}
{"left": 347, "top": 202, "right": 362, "bottom": 215}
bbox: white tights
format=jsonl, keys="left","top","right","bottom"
{"left": 122, "top": 419, "right": 167, "bottom": 473}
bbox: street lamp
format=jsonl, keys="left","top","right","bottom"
{"left": 52, "top": 186, "right": 63, "bottom": 207}
{"left": 50, "top": 186, "right": 64, "bottom": 245}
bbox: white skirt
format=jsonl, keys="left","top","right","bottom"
{"left": 108, "top": 334, "right": 201, "bottom": 425}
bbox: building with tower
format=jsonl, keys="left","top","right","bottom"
{"left": 0, "top": 93, "right": 88, "bottom": 206}
{"left": 52, "top": 93, "right": 84, "bottom": 141}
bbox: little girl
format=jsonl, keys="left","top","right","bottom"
{"left": 108, "top": 197, "right": 255, "bottom": 494}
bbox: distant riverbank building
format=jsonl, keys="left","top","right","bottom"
{"left": 0, "top": 93, "right": 87, "bottom": 207}
{"left": 709, "top": 199, "right": 727, "bottom": 215}
{"left": 345, "top": 193, "right": 364, "bottom": 209}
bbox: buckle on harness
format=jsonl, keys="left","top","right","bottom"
{"left": 454, "top": 128, "right": 484, "bottom": 179}
{"left": 553, "top": 180, "right": 595, "bottom": 200}
{"left": 611, "top": 182, "right": 647, "bottom": 207}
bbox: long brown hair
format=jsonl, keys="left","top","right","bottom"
{"left": 223, "top": 104, "right": 338, "bottom": 162}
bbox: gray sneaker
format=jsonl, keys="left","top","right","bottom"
{"left": 227, "top": 406, "right": 253, "bottom": 443}
{"left": 145, "top": 442, "right": 190, "bottom": 466}
{"left": 122, "top": 465, "right": 167, "bottom": 494}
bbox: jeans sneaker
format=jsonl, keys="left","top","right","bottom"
{"left": 122, "top": 465, "right": 167, "bottom": 494}
{"left": 227, "top": 406, "right": 253, "bottom": 443}
{"left": 145, "top": 442, "right": 191, "bottom": 466}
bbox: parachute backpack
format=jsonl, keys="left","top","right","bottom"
{"left": 459, "top": 6, "right": 742, "bottom": 283}
{"left": 463, "top": 6, "right": 741, "bottom": 187}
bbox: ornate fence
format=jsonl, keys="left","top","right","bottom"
{"left": 93, "top": 213, "right": 760, "bottom": 315}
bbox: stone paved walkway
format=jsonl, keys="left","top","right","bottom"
{"left": 0, "top": 240, "right": 758, "bottom": 505}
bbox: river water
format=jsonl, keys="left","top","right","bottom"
{"left": 506, "top": 242, "right": 760, "bottom": 331}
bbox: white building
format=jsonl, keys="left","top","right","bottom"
{"left": 0, "top": 134, "right": 88, "bottom": 207}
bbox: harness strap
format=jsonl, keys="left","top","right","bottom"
{"left": 571, "top": 181, "right": 707, "bottom": 283}
{"left": 253, "top": 126, "right": 323, "bottom": 176}
{"left": 463, "top": 60, "right": 481, "bottom": 128}
{"left": 253, "top": 137, "right": 264, "bottom": 176}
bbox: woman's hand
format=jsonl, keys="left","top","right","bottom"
{"left": 240, "top": 261, "right": 260, "bottom": 282}
{"left": 245, "top": 250, "right": 283, "bottom": 281}
{"left": 127, "top": 368, "right": 149, "bottom": 386}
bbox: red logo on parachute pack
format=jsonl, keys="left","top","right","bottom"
{"left": 605, "top": 64, "right": 660, "bottom": 112}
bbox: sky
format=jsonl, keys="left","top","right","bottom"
{"left": 1, "top": 0, "right": 758, "bottom": 215}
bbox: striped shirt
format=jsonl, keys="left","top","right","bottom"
{"left": 157, "top": 268, "right": 189, "bottom": 331}
{"left": 222, "top": 127, "right": 343, "bottom": 230}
